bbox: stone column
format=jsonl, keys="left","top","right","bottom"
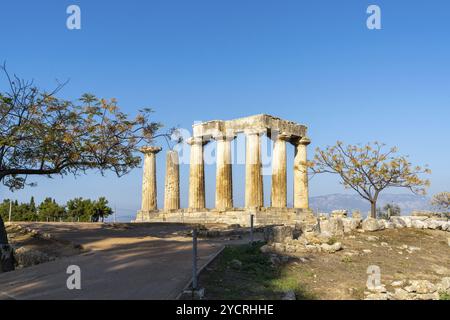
{"left": 245, "top": 130, "right": 264, "bottom": 208}
{"left": 293, "top": 137, "right": 311, "bottom": 209}
{"left": 188, "top": 137, "right": 207, "bottom": 210}
{"left": 140, "top": 146, "right": 162, "bottom": 212}
{"left": 215, "top": 134, "right": 234, "bottom": 211}
{"left": 164, "top": 150, "right": 180, "bottom": 211}
{"left": 271, "top": 134, "right": 288, "bottom": 208}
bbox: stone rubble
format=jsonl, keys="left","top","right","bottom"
{"left": 365, "top": 277, "right": 450, "bottom": 300}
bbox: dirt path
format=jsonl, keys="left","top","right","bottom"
{"left": 0, "top": 222, "right": 250, "bottom": 300}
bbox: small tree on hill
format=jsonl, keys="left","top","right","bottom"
{"left": 313, "top": 141, "right": 431, "bottom": 219}
{"left": 431, "top": 192, "right": 450, "bottom": 218}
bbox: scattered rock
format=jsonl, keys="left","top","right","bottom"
{"left": 260, "top": 245, "right": 271, "bottom": 253}
{"left": 230, "top": 259, "right": 242, "bottom": 269}
{"left": 436, "top": 277, "right": 450, "bottom": 293}
{"left": 362, "top": 218, "right": 381, "bottom": 232}
{"left": 392, "top": 288, "right": 414, "bottom": 300}
{"left": 281, "top": 290, "right": 296, "bottom": 300}
{"left": 14, "top": 247, "right": 54, "bottom": 268}
{"left": 390, "top": 217, "right": 407, "bottom": 229}
{"left": 362, "top": 249, "right": 372, "bottom": 254}
{"left": 391, "top": 280, "right": 405, "bottom": 287}
{"left": 404, "top": 280, "right": 436, "bottom": 294}
{"left": 367, "top": 235, "right": 379, "bottom": 242}
{"left": 331, "top": 210, "right": 348, "bottom": 218}
{"left": 319, "top": 218, "right": 344, "bottom": 237}
{"left": 342, "top": 218, "right": 361, "bottom": 233}
{"left": 364, "top": 292, "right": 391, "bottom": 300}
{"left": 321, "top": 242, "right": 343, "bottom": 253}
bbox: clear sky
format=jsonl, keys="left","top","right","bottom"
{"left": 1, "top": 1, "right": 449, "bottom": 220}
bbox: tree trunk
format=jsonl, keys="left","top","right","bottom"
{"left": 370, "top": 201, "right": 377, "bottom": 219}
{"left": 0, "top": 215, "right": 15, "bottom": 273}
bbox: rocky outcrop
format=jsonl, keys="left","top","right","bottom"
{"left": 14, "top": 247, "right": 54, "bottom": 268}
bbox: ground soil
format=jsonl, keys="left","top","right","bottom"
{"left": 198, "top": 228, "right": 450, "bottom": 300}
{"left": 6, "top": 224, "right": 83, "bottom": 263}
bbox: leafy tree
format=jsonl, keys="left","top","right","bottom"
{"left": 313, "top": 141, "right": 430, "bottom": 218}
{"left": 91, "top": 197, "right": 113, "bottom": 222}
{"left": 0, "top": 65, "right": 171, "bottom": 191}
{"left": 377, "top": 203, "right": 401, "bottom": 220}
{"left": 431, "top": 192, "right": 450, "bottom": 218}
{"left": 29, "top": 196, "right": 36, "bottom": 214}
{"left": 66, "top": 198, "right": 93, "bottom": 222}
{"left": 38, "top": 198, "right": 66, "bottom": 221}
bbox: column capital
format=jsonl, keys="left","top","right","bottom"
{"left": 213, "top": 133, "right": 236, "bottom": 142}
{"left": 270, "top": 132, "right": 290, "bottom": 142}
{"left": 186, "top": 136, "right": 210, "bottom": 146}
{"left": 140, "top": 146, "right": 162, "bottom": 154}
{"left": 293, "top": 137, "right": 311, "bottom": 146}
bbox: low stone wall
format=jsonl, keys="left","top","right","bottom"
{"left": 135, "top": 208, "right": 316, "bottom": 227}
{"left": 316, "top": 214, "right": 450, "bottom": 236}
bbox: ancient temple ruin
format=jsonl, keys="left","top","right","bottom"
{"left": 135, "top": 114, "right": 315, "bottom": 226}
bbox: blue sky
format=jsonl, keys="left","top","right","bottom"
{"left": 1, "top": 1, "right": 449, "bottom": 219}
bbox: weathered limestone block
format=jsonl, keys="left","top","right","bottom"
{"left": 352, "top": 210, "right": 362, "bottom": 220}
{"left": 404, "top": 280, "right": 436, "bottom": 294}
{"left": 378, "top": 219, "right": 395, "bottom": 229}
{"left": 342, "top": 218, "right": 361, "bottom": 233}
{"left": 436, "top": 277, "right": 450, "bottom": 293}
{"left": 362, "top": 218, "right": 382, "bottom": 232}
{"left": 390, "top": 216, "right": 407, "bottom": 228}
{"left": 319, "top": 217, "right": 344, "bottom": 236}
{"left": 427, "top": 220, "right": 444, "bottom": 230}
{"left": 411, "top": 219, "right": 427, "bottom": 229}
{"left": 321, "top": 242, "right": 343, "bottom": 253}
{"left": 331, "top": 210, "right": 348, "bottom": 218}
{"left": 399, "top": 216, "right": 412, "bottom": 228}
{"left": 264, "top": 226, "right": 293, "bottom": 244}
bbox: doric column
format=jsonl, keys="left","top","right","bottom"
{"left": 245, "top": 130, "right": 264, "bottom": 208}
{"left": 164, "top": 150, "right": 180, "bottom": 211}
{"left": 215, "top": 134, "right": 235, "bottom": 211}
{"left": 271, "top": 134, "right": 288, "bottom": 208}
{"left": 293, "top": 137, "right": 311, "bottom": 209}
{"left": 188, "top": 137, "right": 208, "bottom": 210}
{"left": 140, "top": 146, "right": 162, "bottom": 212}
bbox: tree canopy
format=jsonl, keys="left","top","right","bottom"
{"left": 0, "top": 197, "right": 113, "bottom": 222}
{"left": 313, "top": 141, "right": 431, "bottom": 218}
{"left": 431, "top": 192, "right": 450, "bottom": 215}
{"left": 0, "top": 65, "right": 171, "bottom": 190}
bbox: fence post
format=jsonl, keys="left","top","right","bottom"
{"left": 192, "top": 228, "right": 198, "bottom": 291}
{"left": 250, "top": 214, "right": 254, "bottom": 244}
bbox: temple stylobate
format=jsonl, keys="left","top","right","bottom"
{"left": 135, "top": 114, "right": 315, "bottom": 226}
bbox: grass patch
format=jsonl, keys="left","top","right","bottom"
{"left": 198, "top": 242, "right": 314, "bottom": 300}
{"left": 439, "top": 292, "right": 450, "bottom": 300}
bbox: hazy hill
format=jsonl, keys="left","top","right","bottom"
{"left": 310, "top": 193, "right": 432, "bottom": 215}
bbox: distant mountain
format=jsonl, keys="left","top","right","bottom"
{"left": 310, "top": 193, "right": 432, "bottom": 215}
